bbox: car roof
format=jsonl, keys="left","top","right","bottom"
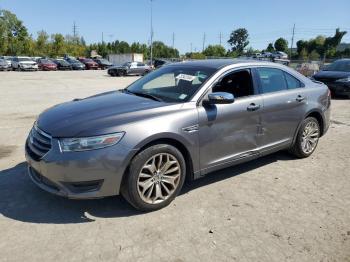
{"left": 169, "top": 59, "right": 277, "bottom": 70}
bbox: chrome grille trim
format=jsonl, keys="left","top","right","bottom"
{"left": 27, "top": 124, "right": 52, "bottom": 160}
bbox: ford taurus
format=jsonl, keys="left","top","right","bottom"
{"left": 25, "top": 59, "right": 331, "bottom": 211}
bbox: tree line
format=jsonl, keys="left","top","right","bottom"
{"left": 0, "top": 9, "right": 349, "bottom": 60}
{"left": 0, "top": 9, "right": 179, "bottom": 59}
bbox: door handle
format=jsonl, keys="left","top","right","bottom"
{"left": 296, "top": 95, "right": 306, "bottom": 102}
{"left": 247, "top": 103, "right": 261, "bottom": 111}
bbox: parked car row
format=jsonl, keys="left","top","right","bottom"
{"left": 0, "top": 56, "right": 114, "bottom": 71}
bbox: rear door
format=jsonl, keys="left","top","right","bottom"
{"left": 254, "top": 67, "right": 308, "bottom": 152}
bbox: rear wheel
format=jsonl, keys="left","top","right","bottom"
{"left": 121, "top": 144, "right": 186, "bottom": 211}
{"left": 118, "top": 70, "right": 126, "bottom": 77}
{"left": 289, "top": 117, "right": 320, "bottom": 158}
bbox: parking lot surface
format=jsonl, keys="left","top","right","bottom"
{"left": 0, "top": 70, "right": 349, "bottom": 262}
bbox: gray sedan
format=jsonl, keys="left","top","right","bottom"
{"left": 108, "top": 61, "right": 152, "bottom": 76}
{"left": 25, "top": 59, "right": 331, "bottom": 211}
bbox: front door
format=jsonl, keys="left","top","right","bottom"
{"left": 197, "top": 69, "right": 263, "bottom": 172}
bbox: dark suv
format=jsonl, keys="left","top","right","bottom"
{"left": 25, "top": 59, "right": 331, "bottom": 211}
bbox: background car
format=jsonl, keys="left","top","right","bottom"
{"left": 11, "top": 56, "right": 38, "bottom": 71}
{"left": 53, "top": 59, "right": 72, "bottom": 70}
{"left": 107, "top": 61, "right": 151, "bottom": 76}
{"left": 0, "top": 56, "right": 13, "bottom": 67}
{"left": 93, "top": 58, "right": 113, "bottom": 69}
{"left": 65, "top": 57, "right": 86, "bottom": 70}
{"left": 78, "top": 58, "right": 99, "bottom": 70}
{"left": 271, "top": 51, "right": 288, "bottom": 59}
{"left": 37, "top": 58, "right": 57, "bottom": 71}
{"left": 312, "top": 59, "right": 350, "bottom": 98}
{"left": 0, "top": 58, "right": 11, "bottom": 71}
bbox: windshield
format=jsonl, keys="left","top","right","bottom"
{"left": 69, "top": 59, "right": 80, "bottom": 64}
{"left": 56, "top": 60, "right": 69, "bottom": 65}
{"left": 83, "top": 59, "right": 94, "bottom": 62}
{"left": 324, "top": 60, "right": 350, "bottom": 72}
{"left": 99, "top": 59, "right": 111, "bottom": 64}
{"left": 40, "top": 59, "right": 53, "bottom": 64}
{"left": 126, "top": 65, "right": 216, "bottom": 103}
{"left": 18, "top": 57, "right": 32, "bottom": 62}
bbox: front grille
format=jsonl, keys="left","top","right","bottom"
{"left": 26, "top": 125, "right": 52, "bottom": 161}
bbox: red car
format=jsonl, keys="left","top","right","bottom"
{"left": 37, "top": 58, "right": 57, "bottom": 71}
{"left": 78, "top": 58, "right": 99, "bottom": 70}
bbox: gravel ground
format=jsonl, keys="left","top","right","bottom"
{"left": 0, "top": 70, "right": 349, "bottom": 262}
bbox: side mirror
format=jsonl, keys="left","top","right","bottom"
{"left": 204, "top": 92, "right": 235, "bottom": 105}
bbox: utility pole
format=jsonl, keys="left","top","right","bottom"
{"left": 172, "top": 32, "right": 175, "bottom": 49}
{"left": 72, "top": 21, "right": 78, "bottom": 43}
{"left": 219, "top": 32, "right": 223, "bottom": 46}
{"left": 150, "top": 0, "right": 154, "bottom": 67}
{"left": 190, "top": 43, "right": 193, "bottom": 53}
{"left": 101, "top": 32, "right": 104, "bottom": 43}
{"left": 290, "top": 24, "right": 295, "bottom": 59}
{"left": 202, "top": 33, "right": 206, "bottom": 52}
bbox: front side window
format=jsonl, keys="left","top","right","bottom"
{"left": 126, "top": 65, "right": 216, "bottom": 103}
{"left": 212, "top": 69, "right": 255, "bottom": 98}
{"left": 256, "top": 68, "right": 287, "bottom": 93}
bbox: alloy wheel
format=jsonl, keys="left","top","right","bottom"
{"left": 137, "top": 153, "right": 181, "bottom": 204}
{"left": 301, "top": 121, "right": 319, "bottom": 154}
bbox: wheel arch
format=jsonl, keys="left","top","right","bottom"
{"left": 292, "top": 109, "right": 325, "bottom": 145}
{"left": 120, "top": 136, "right": 195, "bottom": 192}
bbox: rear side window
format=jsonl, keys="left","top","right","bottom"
{"left": 283, "top": 72, "right": 303, "bottom": 89}
{"left": 256, "top": 68, "right": 287, "bottom": 93}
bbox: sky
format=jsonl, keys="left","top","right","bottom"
{"left": 1, "top": 0, "right": 350, "bottom": 54}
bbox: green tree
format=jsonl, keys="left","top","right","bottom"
{"left": 274, "top": 38, "right": 288, "bottom": 52}
{"left": 266, "top": 43, "right": 275, "bottom": 52}
{"left": 0, "top": 9, "right": 30, "bottom": 55}
{"left": 227, "top": 28, "right": 249, "bottom": 55}
{"left": 35, "top": 30, "right": 49, "bottom": 56}
{"left": 203, "top": 45, "right": 226, "bottom": 57}
{"left": 323, "top": 28, "right": 347, "bottom": 60}
{"left": 50, "top": 33, "right": 65, "bottom": 57}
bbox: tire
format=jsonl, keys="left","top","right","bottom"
{"left": 118, "top": 70, "right": 126, "bottom": 77}
{"left": 121, "top": 144, "right": 186, "bottom": 211}
{"left": 289, "top": 117, "right": 320, "bottom": 158}
{"left": 109, "top": 70, "right": 116, "bottom": 77}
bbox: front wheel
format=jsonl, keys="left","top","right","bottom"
{"left": 289, "top": 117, "right": 320, "bottom": 158}
{"left": 121, "top": 144, "right": 186, "bottom": 211}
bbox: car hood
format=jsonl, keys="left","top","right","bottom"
{"left": 20, "top": 61, "right": 36, "bottom": 65}
{"left": 37, "top": 91, "right": 177, "bottom": 137}
{"left": 314, "top": 70, "right": 350, "bottom": 80}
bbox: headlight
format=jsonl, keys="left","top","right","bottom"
{"left": 335, "top": 77, "right": 350, "bottom": 83}
{"left": 59, "top": 132, "right": 124, "bottom": 152}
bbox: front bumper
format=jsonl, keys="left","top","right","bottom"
{"left": 25, "top": 135, "right": 137, "bottom": 199}
{"left": 327, "top": 83, "right": 350, "bottom": 96}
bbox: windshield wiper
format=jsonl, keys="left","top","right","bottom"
{"left": 122, "top": 89, "right": 163, "bottom": 102}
